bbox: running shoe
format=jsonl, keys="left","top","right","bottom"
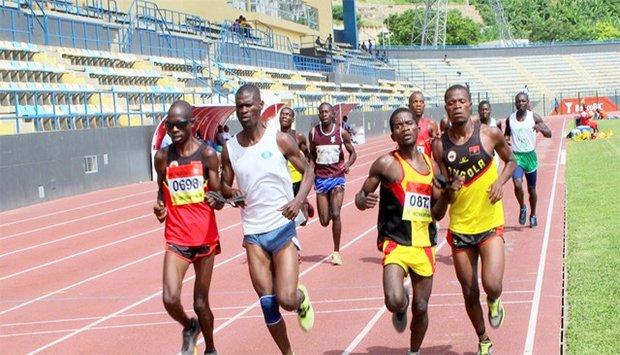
{"left": 297, "top": 285, "right": 314, "bottom": 332}
{"left": 530, "top": 215, "right": 538, "bottom": 228}
{"left": 392, "top": 284, "right": 410, "bottom": 333}
{"left": 181, "top": 317, "right": 201, "bottom": 355}
{"left": 519, "top": 206, "right": 528, "bottom": 225}
{"left": 487, "top": 297, "right": 505, "bottom": 329}
{"left": 203, "top": 350, "right": 218, "bottom": 355}
{"left": 477, "top": 339, "right": 493, "bottom": 355}
{"left": 331, "top": 251, "right": 343, "bottom": 265}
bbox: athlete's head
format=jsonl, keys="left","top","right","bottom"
{"left": 408, "top": 91, "right": 425, "bottom": 119}
{"left": 515, "top": 92, "right": 529, "bottom": 113}
{"left": 478, "top": 100, "right": 491, "bottom": 124}
{"left": 444, "top": 84, "right": 472, "bottom": 126}
{"left": 318, "top": 102, "right": 335, "bottom": 125}
{"left": 389, "top": 108, "right": 419, "bottom": 147}
{"left": 279, "top": 107, "right": 295, "bottom": 131}
{"left": 165, "top": 100, "right": 194, "bottom": 144}
{"left": 235, "top": 84, "right": 264, "bottom": 130}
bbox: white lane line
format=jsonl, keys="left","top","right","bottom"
{"left": 343, "top": 239, "right": 447, "bottom": 355}
{"left": 523, "top": 117, "right": 566, "bottom": 354}
{"left": 0, "top": 189, "right": 153, "bottom": 228}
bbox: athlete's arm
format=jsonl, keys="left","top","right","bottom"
{"left": 153, "top": 149, "right": 168, "bottom": 223}
{"left": 355, "top": 154, "right": 391, "bottom": 210}
{"left": 295, "top": 131, "right": 309, "bottom": 157}
{"left": 533, "top": 113, "right": 552, "bottom": 138}
{"left": 432, "top": 136, "right": 460, "bottom": 204}
{"left": 503, "top": 116, "right": 512, "bottom": 142}
{"left": 341, "top": 129, "right": 357, "bottom": 174}
{"left": 430, "top": 159, "right": 449, "bottom": 220}
{"left": 277, "top": 131, "right": 314, "bottom": 220}
{"left": 202, "top": 146, "right": 224, "bottom": 210}
{"left": 307, "top": 128, "right": 316, "bottom": 164}
{"left": 219, "top": 144, "right": 245, "bottom": 208}
{"left": 488, "top": 127, "right": 517, "bottom": 204}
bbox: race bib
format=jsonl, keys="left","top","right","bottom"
{"left": 316, "top": 144, "right": 341, "bottom": 165}
{"left": 402, "top": 183, "right": 432, "bottom": 222}
{"left": 166, "top": 161, "right": 205, "bottom": 206}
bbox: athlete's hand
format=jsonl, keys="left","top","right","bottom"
{"left": 341, "top": 163, "right": 350, "bottom": 174}
{"left": 278, "top": 199, "right": 302, "bottom": 220}
{"left": 450, "top": 175, "right": 465, "bottom": 191}
{"left": 355, "top": 191, "right": 378, "bottom": 210}
{"left": 153, "top": 200, "right": 166, "bottom": 223}
{"left": 487, "top": 181, "right": 503, "bottom": 204}
{"left": 205, "top": 192, "right": 225, "bottom": 210}
{"left": 229, "top": 189, "right": 246, "bottom": 208}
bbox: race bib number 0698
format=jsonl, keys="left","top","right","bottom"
{"left": 167, "top": 162, "right": 205, "bottom": 206}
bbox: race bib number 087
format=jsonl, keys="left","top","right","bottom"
{"left": 167, "top": 162, "right": 205, "bottom": 206}
{"left": 402, "top": 185, "right": 432, "bottom": 222}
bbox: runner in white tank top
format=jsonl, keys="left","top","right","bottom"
{"left": 220, "top": 84, "right": 316, "bottom": 351}
{"left": 504, "top": 92, "right": 552, "bottom": 228}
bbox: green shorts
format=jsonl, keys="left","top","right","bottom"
{"left": 514, "top": 150, "right": 538, "bottom": 173}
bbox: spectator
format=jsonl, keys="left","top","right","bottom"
{"left": 368, "top": 40, "right": 373, "bottom": 55}
{"left": 315, "top": 36, "right": 323, "bottom": 48}
{"left": 325, "top": 34, "right": 333, "bottom": 50}
{"left": 361, "top": 41, "right": 367, "bottom": 52}
{"left": 442, "top": 54, "right": 451, "bottom": 65}
{"left": 222, "top": 125, "right": 233, "bottom": 141}
{"left": 342, "top": 115, "right": 356, "bottom": 143}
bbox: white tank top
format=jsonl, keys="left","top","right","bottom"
{"left": 227, "top": 124, "right": 294, "bottom": 235}
{"left": 508, "top": 110, "right": 537, "bottom": 153}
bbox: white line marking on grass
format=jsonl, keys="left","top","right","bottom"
{"left": 342, "top": 239, "right": 447, "bottom": 355}
{"left": 523, "top": 117, "right": 565, "bottom": 354}
{"left": 560, "top": 149, "right": 566, "bottom": 165}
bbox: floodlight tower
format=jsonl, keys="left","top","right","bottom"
{"left": 411, "top": 0, "right": 448, "bottom": 47}
{"left": 488, "top": 0, "right": 515, "bottom": 46}
{"left": 411, "top": 0, "right": 515, "bottom": 48}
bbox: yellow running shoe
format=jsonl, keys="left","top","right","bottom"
{"left": 487, "top": 297, "right": 505, "bottom": 329}
{"left": 477, "top": 339, "right": 493, "bottom": 355}
{"left": 297, "top": 285, "right": 314, "bottom": 332}
{"left": 331, "top": 251, "right": 342, "bottom": 265}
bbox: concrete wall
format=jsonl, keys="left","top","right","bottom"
{"left": 0, "top": 126, "right": 156, "bottom": 212}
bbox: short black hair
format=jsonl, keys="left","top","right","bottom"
{"left": 281, "top": 106, "right": 294, "bottom": 117}
{"left": 444, "top": 84, "right": 470, "bottom": 102}
{"left": 389, "top": 107, "right": 414, "bottom": 132}
{"left": 236, "top": 83, "right": 261, "bottom": 100}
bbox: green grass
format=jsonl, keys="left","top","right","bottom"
{"left": 565, "top": 119, "right": 620, "bottom": 354}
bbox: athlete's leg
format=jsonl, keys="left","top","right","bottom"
{"left": 328, "top": 187, "right": 345, "bottom": 252}
{"left": 162, "top": 252, "right": 193, "bottom": 328}
{"left": 512, "top": 167, "right": 526, "bottom": 209}
{"left": 272, "top": 241, "right": 303, "bottom": 311}
{"left": 193, "top": 253, "right": 216, "bottom": 352}
{"left": 479, "top": 237, "right": 505, "bottom": 301}
{"left": 383, "top": 264, "right": 407, "bottom": 314}
{"left": 315, "top": 192, "right": 331, "bottom": 227}
{"left": 246, "top": 243, "right": 292, "bottom": 354}
{"left": 453, "top": 248, "right": 487, "bottom": 337}
{"left": 409, "top": 272, "right": 433, "bottom": 352}
{"left": 525, "top": 170, "right": 538, "bottom": 217}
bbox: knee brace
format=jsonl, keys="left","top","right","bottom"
{"left": 259, "top": 295, "right": 282, "bottom": 325}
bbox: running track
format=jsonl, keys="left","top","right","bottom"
{"left": 0, "top": 116, "right": 567, "bottom": 355}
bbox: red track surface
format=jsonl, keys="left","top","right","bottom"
{"left": 0, "top": 116, "right": 567, "bottom": 355}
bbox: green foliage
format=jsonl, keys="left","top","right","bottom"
{"left": 445, "top": 10, "right": 480, "bottom": 45}
{"left": 500, "top": 0, "right": 620, "bottom": 42}
{"left": 385, "top": 8, "right": 481, "bottom": 45}
{"left": 361, "top": 0, "right": 620, "bottom": 44}
{"left": 332, "top": 5, "right": 343, "bottom": 22}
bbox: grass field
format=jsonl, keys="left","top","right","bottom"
{"left": 565, "top": 119, "right": 620, "bottom": 354}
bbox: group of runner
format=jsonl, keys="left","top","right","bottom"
{"left": 152, "top": 83, "right": 551, "bottom": 355}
